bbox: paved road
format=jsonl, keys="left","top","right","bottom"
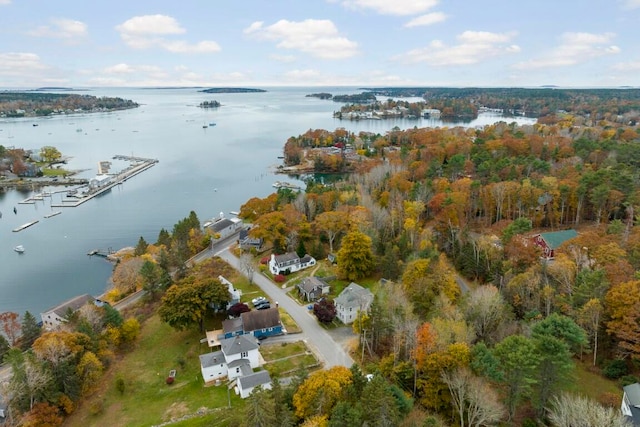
{"left": 215, "top": 247, "right": 354, "bottom": 368}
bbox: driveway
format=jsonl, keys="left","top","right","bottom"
{"left": 215, "top": 248, "right": 354, "bottom": 368}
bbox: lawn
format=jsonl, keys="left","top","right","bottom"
{"left": 279, "top": 309, "right": 302, "bottom": 334}
{"left": 65, "top": 315, "right": 245, "bottom": 427}
{"left": 567, "top": 360, "right": 623, "bottom": 404}
{"left": 260, "top": 341, "right": 320, "bottom": 377}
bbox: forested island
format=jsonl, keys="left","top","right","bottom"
{"left": 327, "top": 87, "right": 640, "bottom": 122}
{"left": 0, "top": 92, "right": 138, "bottom": 117}
{"left": 198, "top": 87, "right": 267, "bottom": 94}
{"left": 198, "top": 100, "right": 221, "bottom": 108}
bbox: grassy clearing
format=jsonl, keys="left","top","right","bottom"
{"left": 65, "top": 315, "right": 244, "bottom": 427}
{"left": 260, "top": 341, "right": 307, "bottom": 361}
{"left": 568, "top": 360, "right": 622, "bottom": 403}
{"left": 279, "top": 309, "right": 302, "bottom": 334}
{"left": 260, "top": 341, "right": 319, "bottom": 377}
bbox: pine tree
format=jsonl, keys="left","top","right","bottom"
{"left": 20, "top": 311, "right": 41, "bottom": 351}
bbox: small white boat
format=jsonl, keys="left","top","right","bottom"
{"left": 14, "top": 245, "right": 25, "bottom": 253}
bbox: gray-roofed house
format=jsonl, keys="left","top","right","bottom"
{"left": 206, "top": 214, "right": 243, "bottom": 240}
{"left": 296, "top": 277, "right": 330, "bottom": 302}
{"left": 199, "top": 335, "right": 261, "bottom": 385}
{"left": 40, "top": 294, "right": 96, "bottom": 330}
{"left": 269, "top": 252, "right": 316, "bottom": 275}
{"left": 335, "top": 282, "right": 374, "bottom": 325}
{"left": 238, "top": 229, "right": 263, "bottom": 251}
{"left": 532, "top": 229, "right": 578, "bottom": 259}
{"left": 622, "top": 383, "right": 640, "bottom": 426}
{"left": 237, "top": 370, "right": 272, "bottom": 398}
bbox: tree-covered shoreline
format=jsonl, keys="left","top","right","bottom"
{"left": 0, "top": 92, "right": 139, "bottom": 118}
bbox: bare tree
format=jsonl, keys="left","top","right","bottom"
{"left": 462, "top": 286, "right": 510, "bottom": 345}
{"left": 0, "top": 312, "right": 21, "bottom": 346}
{"left": 240, "top": 253, "right": 256, "bottom": 284}
{"left": 547, "top": 393, "right": 631, "bottom": 427}
{"left": 442, "top": 367, "right": 505, "bottom": 427}
{"left": 23, "top": 353, "right": 52, "bottom": 410}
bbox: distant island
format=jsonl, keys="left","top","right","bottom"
{"left": 199, "top": 88, "right": 266, "bottom": 94}
{"left": 306, "top": 92, "right": 333, "bottom": 100}
{"left": 198, "top": 100, "right": 221, "bottom": 108}
{"left": 31, "top": 87, "right": 89, "bottom": 92}
{"left": 0, "top": 92, "right": 139, "bottom": 118}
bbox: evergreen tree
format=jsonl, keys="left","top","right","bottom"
{"left": 0, "top": 334, "right": 10, "bottom": 362}
{"left": 20, "top": 311, "right": 41, "bottom": 351}
{"left": 156, "top": 228, "right": 171, "bottom": 247}
{"left": 134, "top": 236, "right": 148, "bottom": 256}
{"left": 244, "top": 386, "right": 277, "bottom": 427}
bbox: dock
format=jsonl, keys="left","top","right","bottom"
{"left": 87, "top": 248, "right": 114, "bottom": 258}
{"left": 13, "top": 220, "right": 39, "bottom": 232}
{"left": 51, "top": 156, "right": 158, "bottom": 208}
{"left": 44, "top": 211, "right": 62, "bottom": 218}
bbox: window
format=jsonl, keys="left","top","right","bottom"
{"left": 236, "top": 368, "right": 240, "bottom": 373}
{"left": 241, "top": 351, "right": 248, "bottom": 358}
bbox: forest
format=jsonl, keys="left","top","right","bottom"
{"left": 0, "top": 92, "right": 138, "bottom": 117}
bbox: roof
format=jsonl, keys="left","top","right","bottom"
{"left": 241, "top": 308, "right": 281, "bottom": 332}
{"left": 334, "top": 283, "right": 374, "bottom": 308}
{"left": 625, "top": 383, "right": 640, "bottom": 405}
{"left": 199, "top": 350, "right": 226, "bottom": 368}
{"left": 273, "top": 252, "right": 299, "bottom": 264}
{"left": 537, "top": 229, "right": 578, "bottom": 249}
{"left": 297, "top": 277, "right": 329, "bottom": 293}
{"left": 222, "top": 317, "right": 243, "bottom": 334}
{"left": 237, "top": 370, "right": 272, "bottom": 390}
{"left": 221, "top": 334, "right": 259, "bottom": 356}
{"left": 42, "top": 294, "right": 95, "bottom": 317}
{"left": 209, "top": 218, "right": 236, "bottom": 233}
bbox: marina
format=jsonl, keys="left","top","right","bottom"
{"left": 44, "top": 211, "right": 62, "bottom": 218}
{"left": 272, "top": 181, "right": 302, "bottom": 190}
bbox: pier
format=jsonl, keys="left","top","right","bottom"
{"left": 50, "top": 156, "right": 158, "bottom": 208}
{"left": 13, "top": 220, "right": 39, "bottom": 232}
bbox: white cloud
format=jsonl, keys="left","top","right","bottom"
{"left": 269, "top": 54, "right": 296, "bottom": 63}
{"left": 622, "top": 0, "right": 640, "bottom": 8}
{"left": 104, "top": 63, "right": 134, "bottom": 74}
{"left": 116, "top": 15, "right": 185, "bottom": 36}
{"left": 28, "top": 18, "right": 88, "bottom": 39}
{"left": 244, "top": 19, "right": 358, "bottom": 59}
{"left": 115, "top": 14, "right": 219, "bottom": 54}
{"left": 513, "top": 32, "right": 619, "bottom": 69}
{"left": 404, "top": 12, "right": 447, "bottom": 28}
{"left": 338, "top": 0, "right": 438, "bottom": 16}
{"left": 612, "top": 60, "right": 640, "bottom": 71}
{"left": 396, "top": 30, "right": 519, "bottom": 66}
{"left": 0, "top": 52, "right": 49, "bottom": 75}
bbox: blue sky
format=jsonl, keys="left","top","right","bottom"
{"left": 1, "top": 0, "right": 640, "bottom": 88}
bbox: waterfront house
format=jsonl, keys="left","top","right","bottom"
{"left": 219, "top": 275, "right": 242, "bottom": 309}
{"left": 238, "top": 229, "right": 263, "bottom": 251}
{"left": 206, "top": 214, "right": 243, "bottom": 240}
{"left": 622, "top": 383, "right": 640, "bottom": 426}
{"left": 531, "top": 229, "right": 578, "bottom": 259}
{"left": 296, "top": 277, "right": 330, "bottom": 302}
{"left": 89, "top": 174, "right": 112, "bottom": 189}
{"left": 334, "top": 283, "right": 374, "bottom": 325}
{"left": 199, "top": 334, "right": 261, "bottom": 385}
{"left": 221, "top": 307, "right": 283, "bottom": 339}
{"left": 269, "top": 252, "right": 316, "bottom": 275}
{"left": 40, "top": 294, "right": 96, "bottom": 329}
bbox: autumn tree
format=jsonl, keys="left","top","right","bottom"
{"left": 579, "top": 298, "right": 603, "bottom": 366}
{"left": 240, "top": 252, "right": 256, "bottom": 284}
{"left": 111, "top": 257, "right": 144, "bottom": 297}
{"left": 20, "top": 402, "right": 63, "bottom": 427}
{"left": 402, "top": 255, "right": 459, "bottom": 317}
{"left": 462, "top": 285, "right": 511, "bottom": 345}
{"left": 546, "top": 393, "right": 631, "bottom": 427}
{"left": 251, "top": 211, "right": 288, "bottom": 253}
{"left": 134, "top": 236, "right": 148, "bottom": 256}
{"left": 314, "top": 299, "right": 337, "bottom": 324}
{"left": 605, "top": 280, "right": 640, "bottom": 357}
{"left": 40, "top": 145, "right": 61, "bottom": 164}
{"left": 336, "top": 230, "right": 375, "bottom": 281}
{"left": 158, "top": 276, "right": 229, "bottom": 332}
{"left": 293, "top": 366, "right": 353, "bottom": 419}
{"left": 0, "top": 312, "right": 21, "bottom": 346}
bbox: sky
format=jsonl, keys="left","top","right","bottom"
{"left": 1, "top": 0, "right": 640, "bottom": 88}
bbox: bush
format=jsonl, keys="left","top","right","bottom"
{"left": 89, "top": 400, "right": 104, "bottom": 416}
{"left": 599, "top": 392, "right": 622, "bottom": 408}
{"left": 116, "top": 377, "right": 126, "bottom": 395}
{"left": 274, "top": 274, "right": 286, "bottom": 283}
{"left": 603, "top": 359, "right": 628, "bottom": 379}
{"left": 176, "top": 356, "right": 186, "bottom": 370}
{"left": 166, "top": 376, "right": 175, "bottom": 385}
{"left": 621, "top": 375, "right": 639, "bottom": 387}
{"left": 260, "top": 256, "right": 270, "bottom": 265}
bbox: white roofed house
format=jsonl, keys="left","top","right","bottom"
{"left": 622, "top": 383, "right": 640, "bottom": 426}
{"left": 237, "top": 370, "right": 272, "bottom": 398}
{"left": 218, "top": 275, "right": 242, "bottom": 308}
{"left": 334, "top": 283, "right": 374, "bottom": 325}
{"left": 269, "top": 252, "right": 316, "bottom": 275}
{"left": 199, "top": 335, "right": 261, "bottom": 385}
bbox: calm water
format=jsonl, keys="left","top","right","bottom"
{"left": 0, "top": 87, "right": 536, "bottom": 316}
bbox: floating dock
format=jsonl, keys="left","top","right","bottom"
{"left": 44, "top": 211, "right": 62, "bottom": 218}
{"left": 13, "top": 220, "right": 39, "bottom": 232}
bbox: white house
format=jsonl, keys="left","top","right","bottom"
{"left": 89, "top": 174, "right": 112, "bottom": 189}
{"left": 40, "top": 294, "right": 96, "bottom": 330}
{"left": 269, "top": 252, "right": 316, "bottom": 275}
{"left": 199, "top": 334, "right": 260, "bottom": 385}
{"left": 219, "top": 275, "right": 242, "bottom": 308}
{"left": 622, "top": 383, "right": 640, "bottom": 426}
{"left": 334, "top": 283, "right": 374, "bottom": 325}
{"left": 237, "top": 370, "right": 272, "bottom": 398}
{"left": 206, "top": 213, "right": 243, "bottom": 240}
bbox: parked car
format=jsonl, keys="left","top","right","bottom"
{"left": 252, "top": 296, "right": 267, "bottom": 306}
{"left": 255, "top": 302, "right": 271, "bottom": 310}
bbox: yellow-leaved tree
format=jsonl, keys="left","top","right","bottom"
{"left": 292, "top": 366, "right": 353, "bottom": 419}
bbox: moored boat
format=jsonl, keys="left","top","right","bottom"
{"left": 14, "top": 245, "right": 25, "bottom": 253}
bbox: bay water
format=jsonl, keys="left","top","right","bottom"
{"left": 0, "top": 87, "right": 535, "bottom": 316}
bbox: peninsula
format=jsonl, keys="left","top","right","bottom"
{"left": 0, "top": 92, "right": 138, "bottom": 118}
